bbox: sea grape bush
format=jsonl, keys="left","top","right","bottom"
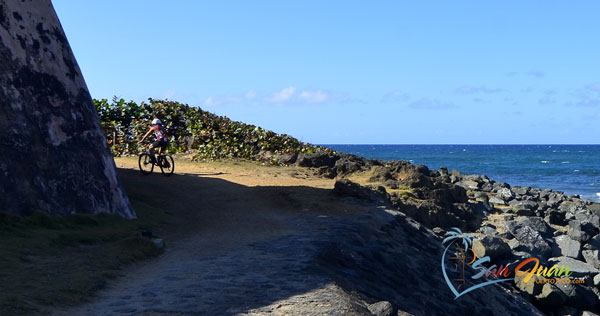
{"left": 94, "top": 97, "right": 328, "bottom": 162}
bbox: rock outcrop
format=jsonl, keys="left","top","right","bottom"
{"left": 333, "top": 160, "right": 486, "bottom": 231}
{"left": 0, "top": 1, "right": 134, "bottom": 218}
{"left": 307, "top": 151, "right": 600, "bottom": 314}
{"left": 317, "top": 207, "right": 544, "bottom": 316}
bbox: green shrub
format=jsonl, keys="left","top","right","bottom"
{"left": 95, "top": 97, "right": 330, "bottom": 163}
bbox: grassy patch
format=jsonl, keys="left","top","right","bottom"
{"left": 345, "top": 168, "right": 377, "bottom": 183}
{"left": 346, "top": 169, "right": 420, "bottom": 202}
{"left": 0, "top": 198, "right": 171, "bottom": 315}
{"left": 384, "top": 184, "right": 418, "bottom": 201}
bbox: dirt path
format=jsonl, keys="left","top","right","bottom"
{"left": 51, "top": 158, "right": 375, "bottom": 315}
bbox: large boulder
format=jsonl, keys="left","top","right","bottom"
{"left": 505, "top": 221, "right": 552, "bottom": 258}
{"left": 585, "top": 234, "right": 600, "bottom": 250}
{"left": 547, "top": 192, "right": 564, "bottom": 207}
{"left": 296, "top": 152, "right": 340, "bottom": 168}
{"left": 551, "top": 235, "right": 582, "bottom": 259}
{"left": 274, "top": 152, "right": 298, "bottom": 165}
{"left": 333, "top": 179, "right": 386, "bottom": 202}
{"left": 518, "top": 216, "right": 553, "bottom": 237}
{"left": 367, "top": 301, "right": 395, "bottom": 316}
{"left": 534, "top": 283, "right": 567, "bottom": 307}
{"left": 472, "top": 236, "right": 512, "bottom": 261}
{"left": 0, "top": 1, "right": 134, "bottom": 218}
{"left": 489, "top": 196, "right": 506, "bottom": 205}
{"left": 581, "top": 249, "right": 600, "bottom": 269}
{"left": 496, "top": 188, "right": 515, "bottom": 202}
{"left": 545, "top": 208, "right": 567, "bottom": 225}
{"left": 568, "top": 220, "right": 598, "bottom": 243}
{"left": 514, "top": 274, "right": 543, "bottom": 296}
{"left": 547, "top": 257, "right": 599, "bottom": 277}
{"left": 551, "top": 282, "right": 598, "bottom": 310}
{"left": 508, "top": 200, "right": 539, "bottom": 211}
{"left": 456, "top": 179, "right": 480, "bottom": 190}
{"left": 333, "top": 154, "right": 372, "bottom": 176}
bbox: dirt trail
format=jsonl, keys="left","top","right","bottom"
{"left": 51, "top": 158, "right": 375, "bottom": 315}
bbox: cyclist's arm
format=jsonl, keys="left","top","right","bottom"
{"left": 139, "top": 127, "right": 154, "bottom": 143}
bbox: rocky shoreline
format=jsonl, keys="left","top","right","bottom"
{"left": 278, "top": 151, "right": 600, "bottom": 315}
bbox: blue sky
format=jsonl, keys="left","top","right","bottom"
{"left": 52, "top": 1, "right": 600, "bottom": 144}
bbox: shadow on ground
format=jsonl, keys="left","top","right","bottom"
{"left": 53, "top": 168, "right": 543, "bottom": 316}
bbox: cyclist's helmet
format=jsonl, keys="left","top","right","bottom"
{"left": 151, "top": 118, "right": 162, "bottom": 125}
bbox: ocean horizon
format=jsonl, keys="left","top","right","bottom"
{"left": 322, "top": 144, "right": 600, "bottom": 202}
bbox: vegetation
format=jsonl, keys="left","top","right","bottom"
{"left": 385, "top": 184, "right": 418, "bottom": 201}
{"left": 95, "top": 97, "right": 329, "bottom": 162}
{"left": 0, "top": 197, "right": 171, "bottom": 315}
{"left": 345, "top": 168, "right": 420, "bottom": 201}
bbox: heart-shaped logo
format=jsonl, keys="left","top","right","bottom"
{"left": 441, "top": 228, "right": 513, "bottom": 299}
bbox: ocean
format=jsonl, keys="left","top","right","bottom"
{"left": 323, "top": 145, "right": 600, "bottom": 202}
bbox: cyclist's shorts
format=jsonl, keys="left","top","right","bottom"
{"left": 152, "top": 139, "right": 169, "bottom": 149}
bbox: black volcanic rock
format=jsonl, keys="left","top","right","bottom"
{"left": 505, "top": 221, "right": 552, "bottom": 259}
{"left": 334, "top": 154, "right": 374, "bottom": 176}
{"left": 317, "top": 209, "right": 544, "bottom": 316}
{"left": 334, "top": 179, "right": 387, "bottom": 202}
{"left": 569, "top": 220, "right": 599, "bottom": 243}
{"left": 297, "top": 152, "right": 341, "bottom": 168}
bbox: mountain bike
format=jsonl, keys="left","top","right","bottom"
{"left": 138, "top": 147, "right": 175, "bottom": 176}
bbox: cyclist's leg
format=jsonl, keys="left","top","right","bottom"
{"left": 159, "top": 141, "right": 170, "bottom": 167}
{"left": 150, "top": 141, "right": 161, "bottom": 162}
{"left": 159, "top": 140, "right": 168, "bottom": 155}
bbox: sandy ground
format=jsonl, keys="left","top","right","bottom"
{"left": 122, "top": 156, "right": 335, "bottom": 188}
{"left": 50, "top": 157, "right": 374, "bottom": 315}
{"left": 112, "top": 156, "right": 358, "bottom": 247}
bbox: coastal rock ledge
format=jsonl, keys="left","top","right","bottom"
{"left": 316, "top": 151, "right": 600, "bottom": 315}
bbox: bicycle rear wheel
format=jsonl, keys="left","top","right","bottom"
{"left": 158, "top": 155, "right": 175, "bottom": 176}
{"left": 138, "top": 153, "right": 154, "bottom": 175}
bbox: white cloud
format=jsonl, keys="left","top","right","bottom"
{"left": 299, "top": 90, "right": 329, "bottom": 103}
{"left": 244, "top": 90, "right": 257, "bottom": 99}
{"left": 203, "top": 97, "right": 216, "bottom": 107}
{"left": 265, "top": 87, "right": 348, "bottom": 104}
{"left": 203, "top": 87, "right": 348, "bottom": 107}
{"left": 267, "top": 87, "right": 296, "bottom": 103}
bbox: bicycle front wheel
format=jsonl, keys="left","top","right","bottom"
{"left": 158, "top": 155, "right": 175, "bottom": 176}
{"left": 138, "top": 153, "right": 154, "bottom": 175}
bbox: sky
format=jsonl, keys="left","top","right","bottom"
{"left": 52, "top": 1, "right": 600, "bottom": 144}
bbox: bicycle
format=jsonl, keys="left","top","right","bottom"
{"left": 138, "top": 146, "right": 175, "bottom": 176}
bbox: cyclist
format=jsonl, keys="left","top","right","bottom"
{"left": 139, "top": 118, "right": 169, "bottom": 162}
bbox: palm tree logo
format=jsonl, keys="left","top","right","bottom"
{"left": 441, "top": 227, "right": 513, "bottom": 299}
{"left": 443, "top": 228, "right": 474, "bottom": 291}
